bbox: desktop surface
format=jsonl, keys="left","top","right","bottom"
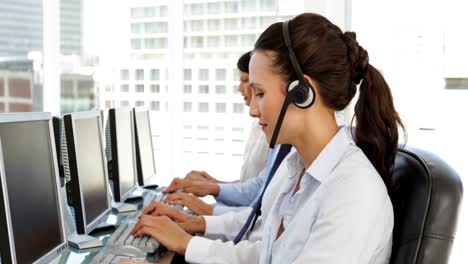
{"left": 55, "top": 193, "right": 175, "bottom": 264}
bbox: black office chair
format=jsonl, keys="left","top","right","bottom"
{"left": 390, "top": 147, "right": 463, "bottom": 264}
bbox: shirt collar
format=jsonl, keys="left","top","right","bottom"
{"left": 287, "top": 126, "right": 354, "bottom": 183}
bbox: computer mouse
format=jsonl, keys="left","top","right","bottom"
{"left": 114, "top": 245, "right": 147, "bottom": 258}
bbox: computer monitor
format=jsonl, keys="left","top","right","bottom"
{"left": 106, "top": 108, "right": 138, "bottom": 202}
{"left": 133, "top": 108, "right": 158, "bottom": 188}
{"left": 62, "top": 111, "right": 112, "bottom": 235}
{"left": 0, "top": 113, "right": 67, "bottom": 264}
{"left": 52, "top": 116, "right": 65, "bottom": 187}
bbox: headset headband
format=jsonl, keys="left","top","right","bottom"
{"left": 282, "top": 20, "right": 306, "bottom": 85}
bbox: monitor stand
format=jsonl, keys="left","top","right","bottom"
{"left": 143, "top": 184, "right": 159, "bottom": 190}
{"left": 94, "top": 220, "right": 117, "bottom": 231}
{"left": 126, "top": 190, "right": 145, "bottom": 200}
{"left": 68, "top": 232, "right": 103, "bottom": 250}
{"left": 142, "top": 174, "right": 162, "bottom": 191}
{"left": 111, "top": 201, "right": 138, "bottom": 213}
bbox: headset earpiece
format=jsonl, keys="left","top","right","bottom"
{"left": 283, "top": 20, "right": 316, "bottom": 109}
{"left": 287, "top": 80, "right": 315, "bottom": 109}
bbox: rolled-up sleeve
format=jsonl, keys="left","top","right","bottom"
{"left": 215, "top": 174, "right": 265, "bottom": 207}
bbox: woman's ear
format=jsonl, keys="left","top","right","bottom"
{"left": 303, "top": 74, "right": 317, "bottom": 91}
{"left": 302, "top": 74, "right": 322, "bottom": 107}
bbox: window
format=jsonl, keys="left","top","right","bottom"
{"left": 191, "top": 20, "right": 204, "bottom": 32}
{"left": 150, "top": 69, "right": 160, "bottom": 81}
{"left": 192, "top": 36, "right": 203, "bottom": 48}
{"left": 207, "top": 36, "right": 220, "bottom": 48}
{"left": 215, "top": 85, "right": 226, "bottom": 94}
{"left": 105, "top": 85, "right": 113, "bottom": 92}
{"left": 215, "top": 103, "right": 226, "bottom": 113}
{"left": 445, "top": 78, "right": 468, "bottom": 89}
{"left": 120, "top": 69, "right": 129, "bottom": 80}
{"left": 207, "top": 2, "right": 221, "bottom": 14}
{"left": 191, "top": 3, "right": 204, "bottom": 15}
{"left": 130, "top": 7, "right": 148, "bottom": 18}
{"left": 131, "top": 39, "right": 142, "bottom": 49}
{"left": 151, "top": 101, "right": 160, "bottom": 111}
{"left": 145, "top": 38, "right": 156, "bottom": 49}
{"left": 199, "top": 102, "right": 209, "bottom": 112}
{"left": 155, "top": 38, "right": 168, "bottom": 49}
{"left": 199, "top": 69, "right": 209, "bottom": 80}
{"left": 120, "top": 84, "right": 129, "bottom": 92}
{"left": 260, "top": 0, "right": 277, "bottom": 11}
{"left": 121, "top": 100, "right": 129, "bottom": 107}
{"left": 144, "top": 23, "right": 157, "bottom": 34}
{"left": 207, "top": 19, "right": 221, "bottom": 31}
{"left": 136, "top": 101, "right": 144, "bottom": 107}
{"left": 241, "top": 0, "right": 257, "bottom": 11}
{"left": 151, "top": 84, "right": 160, "bottom": 93}
{"left": 136, "top": 84, "right": 144, "bottom": 92}
{"left": 225, "top": 36, "right": 238, "bottom": 47}
{"left": 233, "top": 103, "right": 244, "bottom": 113}
{"left": 224, "top": 1, "right": 239, "bottom": 13}
{"left": 144, "top": 22, "right": 168, "bottom": 34}
{"left": 224, "top": 19, "right": 238, "bottom": 30}
{"left": 184, "top": 69, "right": 192, "bottom": 80}
{"left": 198, "top": 85, "right": 209, "bottom": 94}
{"left": 158, "top": 6, "right": 168, "bottom": 17}
{"left": 184, "top": 102, "right": 192, "bottom": 112}
{"left": 144, "top": 7, "right": 155, "bottom": 17}
{"left": 184, "top": 85, "right": 192, "bottom": 94}
{"left": 60, "top": 80, "right": 73, "bottom": 98}
{"left": 131, "top": 23, "right": 142, "bottom": 34}
{"left": 135, "top": 69, "right": 144, "bottom": 81}
{"left": 216, "top": 69, "right": 226, "bottom": 81}
{"left": 144, "top": 38, "right": 167, "bottom": 49}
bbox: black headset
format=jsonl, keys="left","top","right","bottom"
{"left": 283, "top": 20, "right": 316, "bottom": 108}
{"left": 268, "top": 20, "right": 316, "bottom": 148}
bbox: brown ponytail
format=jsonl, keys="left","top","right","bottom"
{"left": 342, "top": 32, "right": 404, "bottom": 188}
{"left": 254, "top": 13, "right": 404, "bottom": 189}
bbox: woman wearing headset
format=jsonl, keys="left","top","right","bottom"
{"left": 128, "top": 13, "right": 404, "bottom": 264}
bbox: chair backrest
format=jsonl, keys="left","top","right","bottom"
{"left": 390, "top": 147, "right": 463, "bottom": 264}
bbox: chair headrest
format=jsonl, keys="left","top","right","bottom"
{"left": 390, "top": 147, "right": 463, "bottom": 264}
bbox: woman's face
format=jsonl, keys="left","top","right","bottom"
{"left": 238, "top": 72, "right": 252, "bottom": 106}
{"left": 249, "top": 51, "right": 290, "bottom": 144}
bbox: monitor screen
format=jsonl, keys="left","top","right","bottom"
{"left": 135, "top": 111, "right": 155, "bottom": 182}
{"left": 74, "top": 117, "right": 108, "bottom": 225}
{"left": 0, "top": 120, "right": 64, "bottom": 264}
{"left": 115, "top": 110, "right": 136, "bottom": 196}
